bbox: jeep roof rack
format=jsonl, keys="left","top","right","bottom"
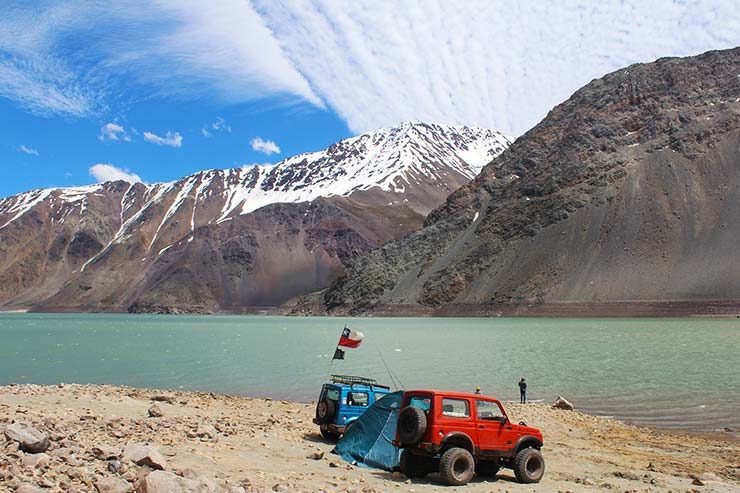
{"left": 330, "top": 374, "right": 390, "bottom": 390}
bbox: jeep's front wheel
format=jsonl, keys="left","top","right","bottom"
{"left": 439, "top": 447, "right": 475, "bottom": 486}
{"left": 320, "top": 425, "right": 340, "bottom": 441}
{"left": 399, "top": 449, "right": 432, "bottom": 479}
{"left": 513, "top": 448, "right": 545, "bottom": 483}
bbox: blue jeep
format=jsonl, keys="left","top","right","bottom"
{"left": 313, "top": 375, "right": 391, "bottom": 440}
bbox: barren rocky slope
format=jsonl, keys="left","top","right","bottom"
{"left": 325, "top": 47, "right": 740, "bottom": 316}
{"left": 1, "top": 384, "right": 738, "bottom": 493}
{"left": 0, "top": 122, "right": 509, "bottom": 313}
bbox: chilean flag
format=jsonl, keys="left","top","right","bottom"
{"left": 338, "top": 327, "right": 364, "bottom": 349}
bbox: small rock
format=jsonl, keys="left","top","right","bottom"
{"left": 552, "top": 396, "right": 575, "bottom": 411}
{"left": 329, "top": 462, "right": 339, "bottom": 468}
{"left": 148, "top": 405, "right": 163, "bottom": 418}
{"left": 150, "top": 395, "right": 176, "bottom": 404}
{"left": 95, "top": 477, "right": 133, "bottom": 493}
{"left": 21, "top": 453, "right": 49, "bottom": 469}
{"left": 92, "top": 444, "right": 121, "bottom": 460}
{"left": 108, "top": 459, "right": 123, "bottom": 473}
{"left": 613, "top": 470, "right": 641, "bottom": 481}
{"left": 307, "top": 451, "right": 324, "bottom": 460}
{"left": 16, "top": 485, "right": 46, "bottom": 493}
{"left": 196, "top": 424, "right": 219, "bottom": 442}
{"left": 136, "top": 470, "right": 224, "bottom": 493}
{"left": 4, "top": 423, "right": 50, "bottom": 453}
{"left": 698, "top": 472, "right": 719, "bottom": 482}
{"left": 692, "top": 477, "right": 705, "bottom": 486}
{"left": 122, "top": 443, "right": 168, "bottom": 470}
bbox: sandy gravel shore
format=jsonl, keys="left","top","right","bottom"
{"left": 1, "top": 384, "right": 738, "bottom": 493}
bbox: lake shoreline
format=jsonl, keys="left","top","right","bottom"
{"left": 1, "top": 383, "right": 738, "bottom": 493}
{"left": 6, "top": 298, "right": 740, "bottom": 318}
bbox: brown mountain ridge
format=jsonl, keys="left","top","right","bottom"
{"left": 324, "top": 47, "right": 740, "bottom": 317}
{"left": 0, "top": 122, "right": 509, "bottom": 313}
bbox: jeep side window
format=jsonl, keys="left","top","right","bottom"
{"left": 326, "top": 389, "right": 340, "bottom": 402}
{"left": 347, "top": 391, "right": 368, "bottom": 406}
{"left": 408, "top": 396, "right": 432, "bottom": 413}
{"left": 441, "top": 398, "right": 470, "bottom": 418}
{"left": 476, "top": 400, "right": 505, "bottom": 420}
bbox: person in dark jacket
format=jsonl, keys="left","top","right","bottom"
{"left": 518, "top": 378, "right": 527, "bottom": 403}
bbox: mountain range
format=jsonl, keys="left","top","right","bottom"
{"left": 324, "top": 47, "right": 740, "bottom": 317}
{"left": 0, "top": 122, "right": 510, "bottom": 313}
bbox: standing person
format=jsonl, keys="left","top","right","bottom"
{"left": 519, "top": 378, "right": 527, "bottom": 403}
{"left": 474, "top": 386, "right": 481, "bottom": 394}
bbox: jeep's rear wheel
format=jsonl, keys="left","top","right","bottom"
{"left": 439, "top": 447, "right": 475, "bottom": 486}
{"left": 399, "top": 449, "right": 432, "bottom": 479}
{"left": 398, "top": 407, "right": 427, "bottom": 445}
{"left": 320, "top": 425, "right": 340, "bottom": 441}
{"left": 316, "top": 398, "right": 336, "bottom": 424}
{"left": 513, "top": 448, "right": 545, "bottom": 483}
{"left": 475, "top": 460, "right": 500, "bottom": 477}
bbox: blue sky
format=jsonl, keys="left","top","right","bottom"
{"left": 1, "top": 0, "right": 739, "bottom": 198}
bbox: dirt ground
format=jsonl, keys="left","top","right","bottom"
{"left": 1, "top": 384, "right": 738, "bottom": 492}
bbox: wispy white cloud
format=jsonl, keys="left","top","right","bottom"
{"left": 18, "top": 144, "right": 39, "bottom": 156}
{"left": 89, "top": 163, "right": 142, "bottom": 183}
{"left": 0, "top": 0, "right": 322, "bottom": 117}
{"left": 0, "top": 3, "right": 105, "bottom": 117}
{"left": 1, "top": 1, "right": 739, "bottom": 136}
{"left": 98, "top": 122, "right": 130, "bottom": 142}
{"left": 250, "top": 136, "right": 280, "bottom": 155}
{"left": 201, "top": 116, "right": 231, "bottom": 138}
{"left": 143, "top": 130, "right": 183, "bottom": 148}
{"left": 256, "top": 0, "right": 740, "bottom": 135}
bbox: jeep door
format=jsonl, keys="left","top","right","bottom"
{"left": 474, "top": 399, "right": 519, "bottom": 454}
{"left": 436, "top": 396, "right": 477, "bottom": 446}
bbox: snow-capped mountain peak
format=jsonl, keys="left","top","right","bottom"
{"left": 215, "top": 121, "right": 511, "bottom": 219}
{"left": 0, "top": 122, "right": 511, "bottom": 232}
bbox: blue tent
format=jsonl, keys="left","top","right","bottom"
{"left": 333, "top": 390, "right": 403, "bottom": 470}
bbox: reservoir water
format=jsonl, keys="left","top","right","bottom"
{"left": 0, "top": 313, "right": 737, "bottom": 433}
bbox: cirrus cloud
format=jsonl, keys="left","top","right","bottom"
{"left": 18, "top": 144, "right": 39, "bottom": 156}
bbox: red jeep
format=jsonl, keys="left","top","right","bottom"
{"left": 394, "top": 390, "right": 545, "bottom": 486}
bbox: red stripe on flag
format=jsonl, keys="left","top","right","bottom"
{"left": 338, "top": 336, "right": 362, "bottom": 348}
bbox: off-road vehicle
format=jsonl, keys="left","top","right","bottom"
{"left": 313, "top": 375, "right": 391, "bottom": 440}
{"left": 394, "top": 390, "right": 545, "bottom": 485}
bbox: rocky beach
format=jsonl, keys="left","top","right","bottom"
{"left": 1, "top": 384, "right": 738, "bottom": 493}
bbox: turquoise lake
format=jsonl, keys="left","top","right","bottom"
{"left": 0, "top": 313, "right": 738, "bottom": 433}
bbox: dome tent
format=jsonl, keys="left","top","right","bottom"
{"left": 333, "top": 390, "right": 404, "bottom": 470}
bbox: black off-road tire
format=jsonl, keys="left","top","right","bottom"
{"left": 439, "top": 447, "right": 475, "bottom": 486}
{"left": 399, "top": 449, "right": 432, "bottom": 479}
{"left": 320, "top": 425, "right": 340, "bottom": 441}
{"left": 475, "top": 460, "right": 500, "bottom": 477}
{"left": 513, "top": 448, "right": 545, "bottom": 483}
{"left": 316, "top": 398, "right": 336, "bottom": 424}
{"left": 398, "top": 407, "right": 427, "bottom": 445}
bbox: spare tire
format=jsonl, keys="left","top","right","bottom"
{"left": 398, "top": 406, "right": 427, "bottom": 445}
{"left": 316, "top": 398, "right": 336, "bottom": 424}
